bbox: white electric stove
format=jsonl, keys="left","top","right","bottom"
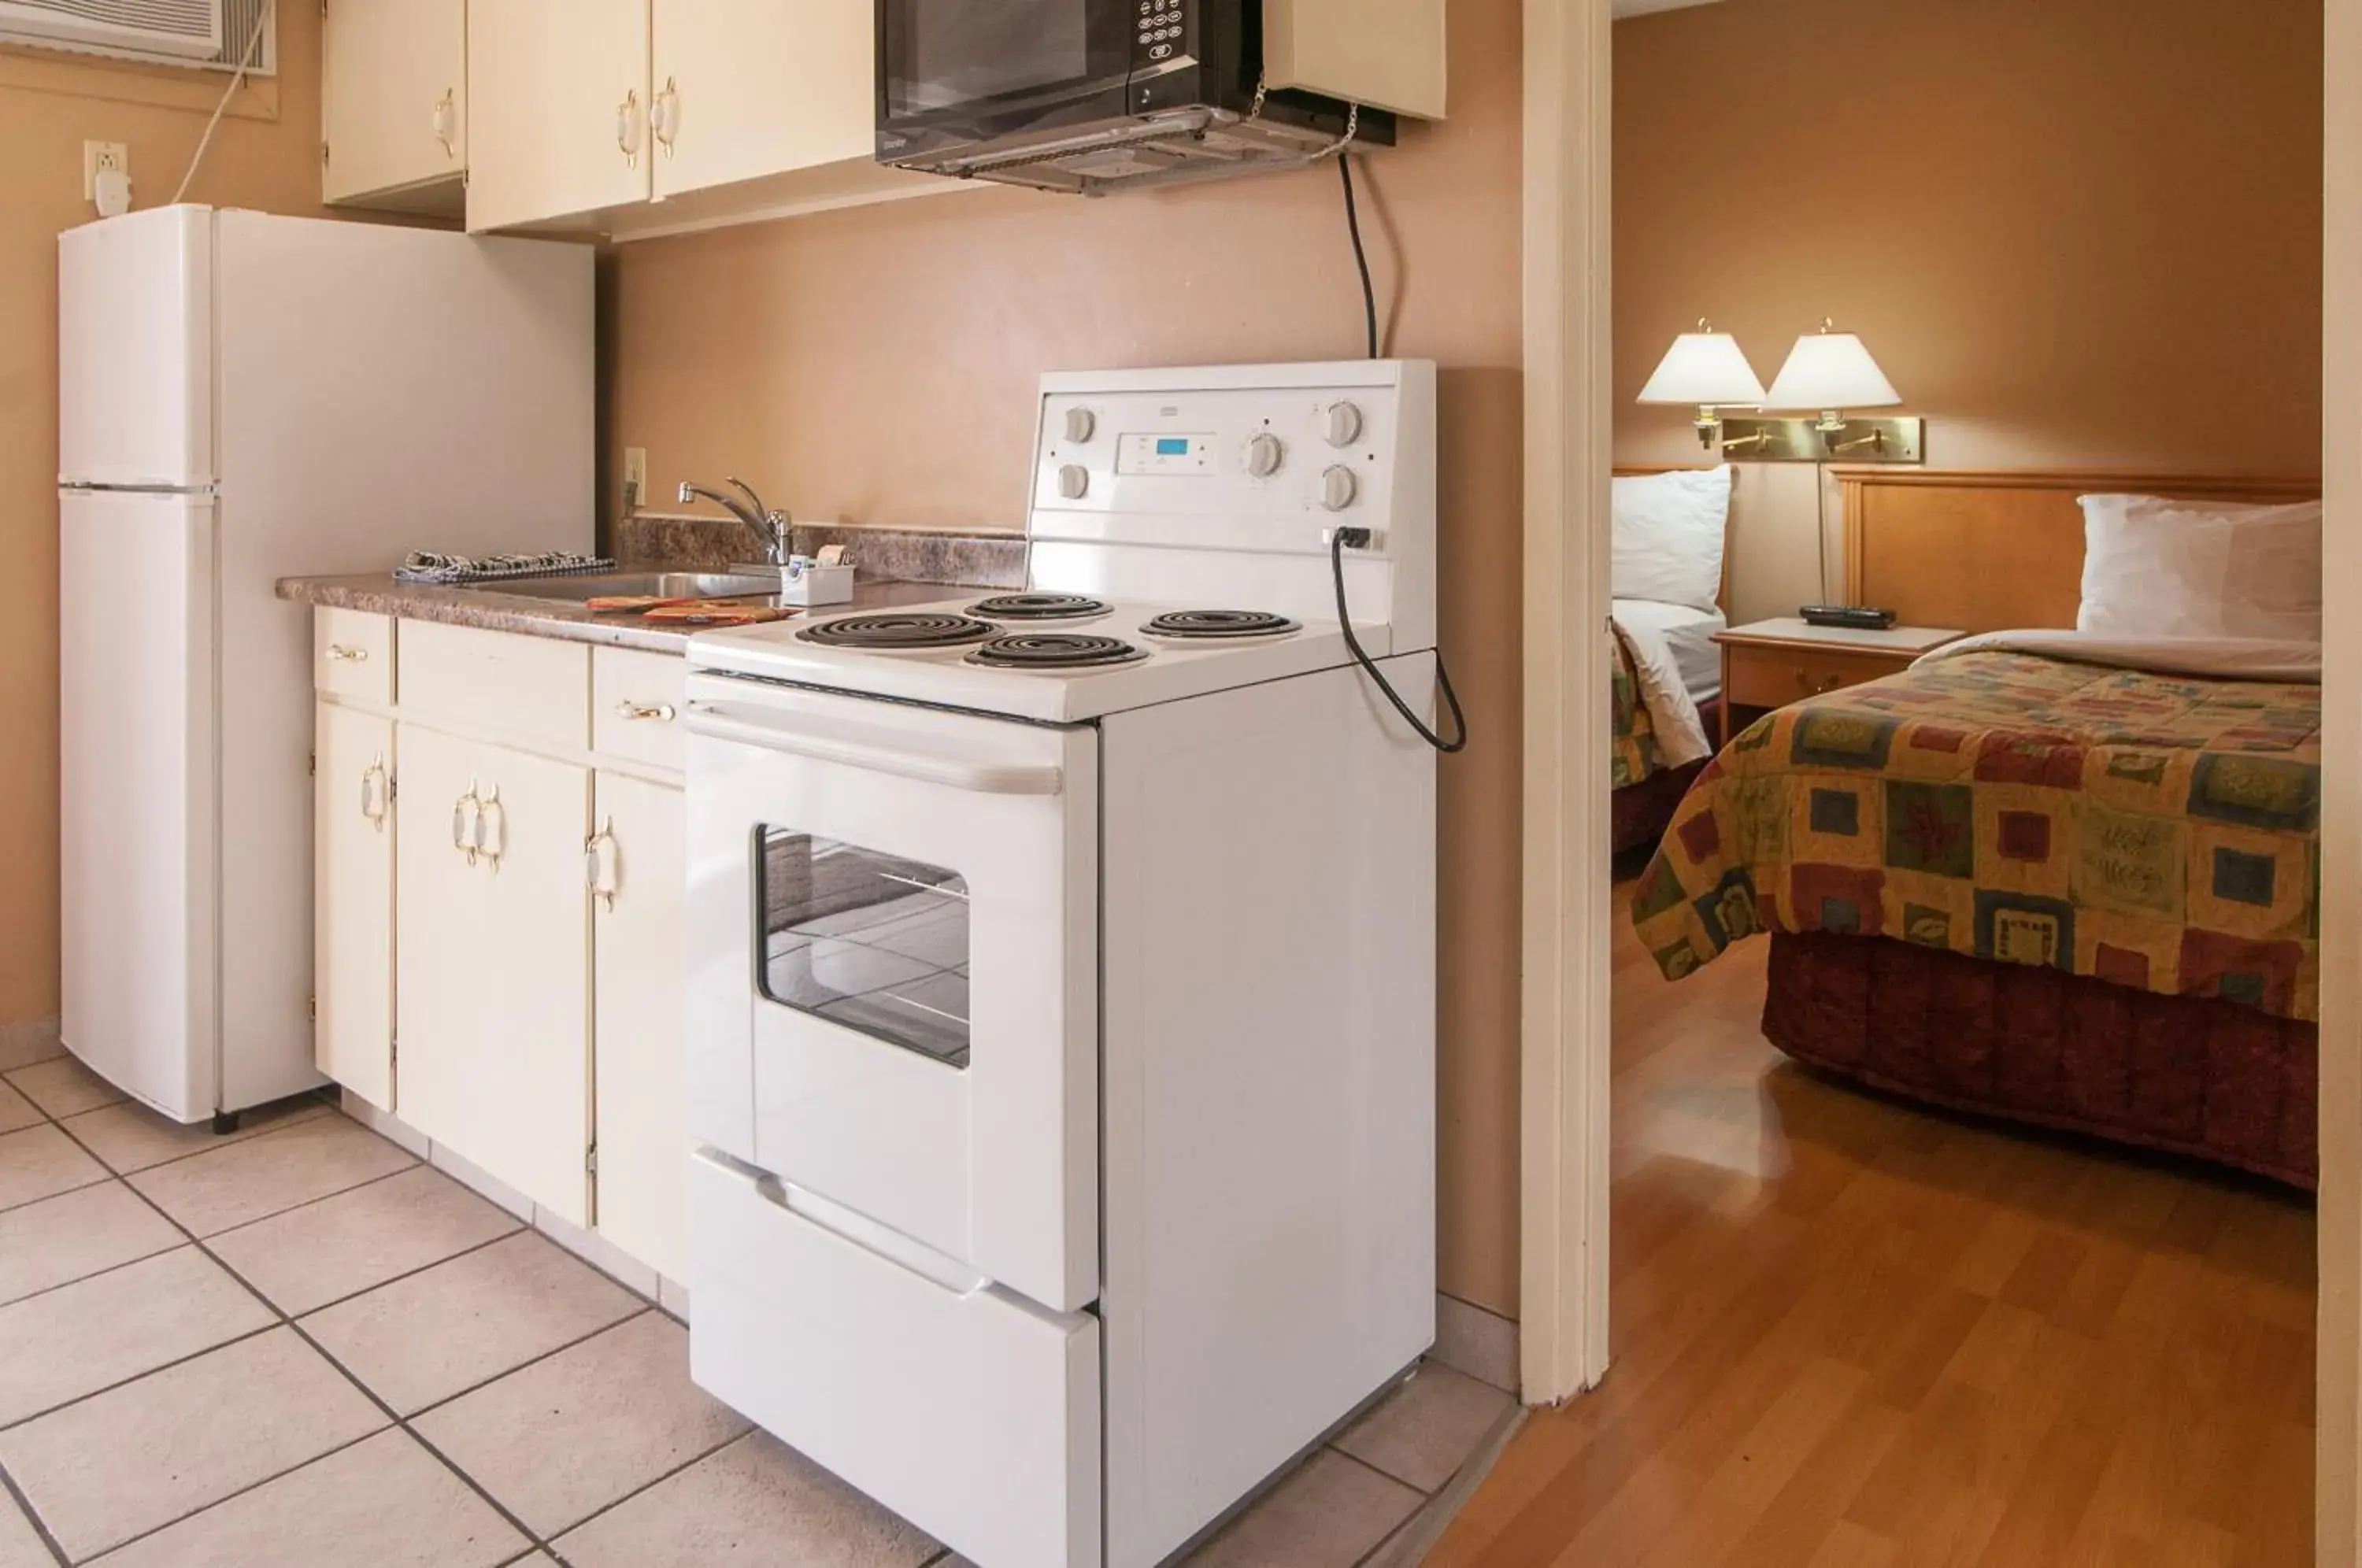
{"left": 681, "top": 361, "right": 1442, "bottom": 1568}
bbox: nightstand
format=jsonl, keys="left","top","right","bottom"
{"left": 1713, "top": 617, "right": 1966, "bottom": 743}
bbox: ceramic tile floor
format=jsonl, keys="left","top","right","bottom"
{"left": 0, "top": 1047, "right": 1514, "bottom": 1567}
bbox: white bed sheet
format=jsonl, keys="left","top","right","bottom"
{"left": 1612, "top": 597, "right": 1727, "bottom": 701}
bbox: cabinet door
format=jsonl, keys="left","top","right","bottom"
{"left": 324, "top": 0, "right": 467, "bottom": 202}
{"left": 650, "top": 0, "right": 872, "bottom": 199}
{"left": 315, "top": 701, "right": 394, "bottom": 1111}
{"left": 590, "top": 771, "right": 687, "bottom": 1282}
{"left": 467, "top": 0, "right": 650, "bottom": 231}
{"left": 395, "top": 726, "right": 594, "bottom": 1222}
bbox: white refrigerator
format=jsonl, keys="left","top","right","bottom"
{"left": 58, "top": 205, "right": 594, "bottom": 1126}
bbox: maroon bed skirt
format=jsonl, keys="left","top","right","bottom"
{"left": 1762, "top": 930, "right": 2318, "bottom": 1189}
{"left": 1612, "top": 760, "right": 1705, "bottom": 856}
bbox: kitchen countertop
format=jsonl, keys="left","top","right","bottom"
{"left": 275, "top": 569, "right": 962, "bottom": 655}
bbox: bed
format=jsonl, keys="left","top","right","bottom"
{"left": 1611, "top": 468, "right": 1731, "bottom": 852}
{"left": 1631, "top": 468, "right": 2323, "bottom": 1185}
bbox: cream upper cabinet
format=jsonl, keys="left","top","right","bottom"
{"left": 324, "top": 0, "right": 468, "bottom": 205}
{"left": 314, "top": 701, "right": 395, "bottom": 1112}
{"left": 394, "top": 723, "right": 594, "bottom": 1224}
{"left": 589, "top": 771, "right": 688, "bottom": 1283}
{"left": 648, "top": 0, "right": 873, "bottom": 200}
{"left": 467, "top": 0, "right": 652, "bottom": 232}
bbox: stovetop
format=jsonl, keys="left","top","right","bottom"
{"left": 688, "top": 596, "right": 1394, "bottom": 724}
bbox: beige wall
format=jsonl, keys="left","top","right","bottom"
{"left": 0, "top": 34, "right": 327, "bottom": 1028}
{"left": 1615, "top": 0, "right": 2324, "bottom": 619}
{"left": 613, "top": 4, "right": 1527, "bottom": 1314}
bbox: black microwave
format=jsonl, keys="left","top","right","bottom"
{"left": 876, "top": 0, "right": 1393, "bottom": 194}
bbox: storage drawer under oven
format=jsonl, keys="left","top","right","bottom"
{"left": 690, "top": 1152, "right": 1101, "bottom": 1568}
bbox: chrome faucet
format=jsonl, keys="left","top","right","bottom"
{"left": 678, "top": 477, "right": 791, "bottom": 568}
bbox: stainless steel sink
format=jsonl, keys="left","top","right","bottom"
{"left": 483, "top": 570, "right": 785, "bottom": 602}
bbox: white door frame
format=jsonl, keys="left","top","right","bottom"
{"left": 1520, "top": 16, "right": 2362, "bottom": 1560}
{"left": 1517, "top": 0, "right": 1616, "bottom": 1405}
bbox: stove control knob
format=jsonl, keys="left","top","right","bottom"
{"left": 1057, "top": 464, "right": 1090, "bottom": 500}
{"left": 1246, "top": 432, "right": 1286, "bottom": 478}
{"left": 1064, "top": 407, "right": 1097, "bottom": 444}
{"left": 1320, "top": 464, "right": 1360, "bottom": 512}
{"left": 1323, "top": 400, "right": 1365, "bottom": 448}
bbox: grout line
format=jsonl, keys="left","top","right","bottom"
{"left": 40, "top": 1113, "right": 558, "bottom": 1559}
{"left": 64, "top": 1099, "right": 341, "bottom": 1182}
{"left": 260, "top": 1222, "right": 525, "bottom": 1322}
{"left": 0, "top": 1170, "right": 112, "bottom": 1221}
{"left": 0, "top": 1454, "right": 70, "bottom": 1568}
{"left": 0, "top": 1318, "right": 284, "bottom": 1436}
{"left": 73, "top": 1426, "right": 393, "bottom": 1563}
{"left": 394, "top": 1305, "right": 653, "bottom": 1424}
{"left": 532, "top": 1423, "right": 753, "bottom": 1563}
{"left": 1327, "top": 1441, "right": 1435, "bottom": 1498}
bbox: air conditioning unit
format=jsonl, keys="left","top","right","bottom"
{"left": 0, "top": 0, "right": 224, "bottom": 61}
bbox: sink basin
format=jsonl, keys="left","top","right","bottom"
{"left": 484, "top": 570, "right": 785, "bottom": 602}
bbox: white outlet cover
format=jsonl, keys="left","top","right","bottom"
{"left": 83, "top": 141, "right": 128, "bottom": 202}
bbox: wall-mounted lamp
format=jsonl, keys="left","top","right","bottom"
{"left": 1636, "top": 320, "right": 1767, "bottom": 449}
{"left": 1716, "top": 319, "right": 1924, "bottom": 464}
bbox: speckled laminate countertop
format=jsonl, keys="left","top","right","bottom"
{"left": 275, "top": 570, "right": 964, "bottom": 655}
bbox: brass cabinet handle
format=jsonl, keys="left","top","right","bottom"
{"left": 585, "top": 818, "right": 620, "bottom": 912}
{"left": 475, "top": 785, "right": 505, "bottom": 871}
{"left": 614, "top": 700, "right": 676, "bottom": 723}
{"left": 360, "top": 759, "right": 389, "bottom": 831}
{"left": 616, "top": 88, "right": 643, "bottom": 168}
{"left": 325, "top": 644, "right": 369, "bottom": 663}
{"left": 651, "top": 76, "right": 679, "bottom": 158}
{"left": 452, "top": 786, "right": 481, "bottom": 864}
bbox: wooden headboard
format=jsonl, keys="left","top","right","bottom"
{"left": 1835, "top": 468, "right": 2323, "bottom": 634}
{"left": 1612, "top": 464, "right": 1738, "bottom": 614}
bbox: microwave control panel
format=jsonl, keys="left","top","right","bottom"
{"left": 1135, "top": 0, "right": 1189, "bottom": 64}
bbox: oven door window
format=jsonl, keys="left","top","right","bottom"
{"left": 755, "top": 828, "right": 971, "bottom": 1070}
{"left": 881, "top": 0, "right": 1135, "bottom": 120}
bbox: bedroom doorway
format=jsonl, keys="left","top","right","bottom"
{"left": 1514, "top": 0, "right": 2352, "bottom": 1561}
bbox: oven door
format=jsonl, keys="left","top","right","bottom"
{"left": 686, "top": 675, "right": 1098, "bottom": 1314}
{"left": 877, "top": 0, "right": 1157, "bottom": 154}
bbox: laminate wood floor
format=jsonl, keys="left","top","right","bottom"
{"left": 1430, "top": 888, "right": 2316, "bottom": 1568}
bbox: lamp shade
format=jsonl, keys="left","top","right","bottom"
{"left": 1764, "top": 328, "right": 1901, "bottom": 411}
{"left": 1637, "top": 327, "right": 1767, "bottom": 407}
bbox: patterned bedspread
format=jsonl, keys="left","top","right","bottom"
{"left": 1611, "top": 629, "right": 1665, "bottom": 790}
{"left": 1631, "top": 651, "right": 2320, "bottom": 1020}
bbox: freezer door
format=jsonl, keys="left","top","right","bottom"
{"left": 57, "top": 206, "right": 214, "bottom": 489}
{"left": 59, "top": 490, "right": 218, "bottom": 1121}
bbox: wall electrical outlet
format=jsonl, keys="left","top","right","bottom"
{"left": 83, "top": 142, "right": 128, "bottom": 202}
{"left": 623, "top": 447, "right": 648, "bottom": 509}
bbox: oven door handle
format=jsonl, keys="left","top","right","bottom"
{"left": 684, "top": 703, "right": 1064, "bottom": 797}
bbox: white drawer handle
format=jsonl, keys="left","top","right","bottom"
{"left": 586, "top": 819, "right": 620, "bottom": 912}
{"left": 614, "top": 700, "right": 676, "bottom": 724}
{"left": 325, "top": 644, "right": 369, "bottom": 664}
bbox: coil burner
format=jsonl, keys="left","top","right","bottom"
{"left": 969, "top": 594, "right": 1113, "bottom": 623}
{"left": 968, "top": 634, "right": 1150, "bottom": 671}
{"left": 797, "top": 613, "right": 998, "bottom": 650}
{"left": 1140, "top": 610, "right": 1304, "bottom": 642}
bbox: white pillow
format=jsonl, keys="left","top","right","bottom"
{"left": 1612, "top": 466, "right": 1732, "bottom": 613}
{"left": 2076, "top": 494, "right": 2322, "bottom": 641}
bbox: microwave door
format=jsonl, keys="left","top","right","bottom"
{"left": 879, "top": 0, "right": 1142, "bottom": 139}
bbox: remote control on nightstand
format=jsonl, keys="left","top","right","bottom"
{"left": 1799, "top": 605, "right": 1899, "bottom": 631}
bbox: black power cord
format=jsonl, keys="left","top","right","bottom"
{"left": 1332, "top": 528, "right": 1469, "bottom": 754}
{"left": 1339, "top": 153, "right": 1379, "bottom": 360}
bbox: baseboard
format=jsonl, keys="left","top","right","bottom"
{"left": 0, "top": 1018, "right": 63, "bottom": 1074}
{"left": 335, "top": 1096, "right": 687, "bottom": 1311}
{"left": 1432, "top": 1292, "right": 1521, "bottom": 1395}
